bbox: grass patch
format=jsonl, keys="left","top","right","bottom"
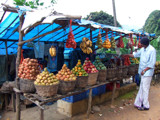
{"left": 118, "top": 90, "right": 137, "bottom": 100}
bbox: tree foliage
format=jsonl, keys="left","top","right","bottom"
{"left": 13, "top": 0, "right": 56, "bottom": 9}
{"left": 84, "top": 11, "right": 121, "bottom": 27}
{"left": 143, "top": 10, "right": 160, "bottom": 36}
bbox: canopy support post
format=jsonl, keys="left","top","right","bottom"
{"left": 15, "top": 15, "right": 24, "bottom": 120}
{"left": 5, "top": 40, "right": 8, "bottom": 81}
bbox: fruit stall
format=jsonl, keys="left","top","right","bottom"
{"left": 0, "top": 4, "right": 155, "bottom": 120}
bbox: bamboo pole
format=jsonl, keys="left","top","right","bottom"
{"left": 18, "top": 26, "right": 63, "bottom": 46}
{"left": 15, "top": 15, "right": 24, "bottom": 120}
{"left": 5, "top": 41, "right": 8, "bottom": 81}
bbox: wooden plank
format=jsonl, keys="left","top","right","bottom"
{"left": 23, "top": 81, "right": 109, "bottom": 107}
{"left": 86, "top": 89, "right": 92, "bottom": 119}
{"left": 111, "top": 81, "right": 117, "bottom": 107}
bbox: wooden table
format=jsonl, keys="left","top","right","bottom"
{"left": 14, "top": 78, "right": 124, "bottom": 120}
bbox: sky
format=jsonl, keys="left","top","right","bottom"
{"left": 0, "top": 0, "right": 160, "bottom": 30}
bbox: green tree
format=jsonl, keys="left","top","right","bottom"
{"left": 13, "top": 0, "right": 56, "bottom": 9}
{"left": 84, "top": 11, "right": 121, "bottom": 27}
{"left": 143, "top": 10, "right": 160, "bottom": 36}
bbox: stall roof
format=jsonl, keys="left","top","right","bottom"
{"left": 0, "top": 5, "right": 146, "bottom": 50}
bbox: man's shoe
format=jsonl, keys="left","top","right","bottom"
{"left": 137, "top": 107, "right": 149, "bottom": 111}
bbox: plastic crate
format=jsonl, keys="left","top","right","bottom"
{"left": 87, "top": 85, "right": 106, "bottom": 97}
{"left": 62, "top": 91, "right": 87, "bottom": 103}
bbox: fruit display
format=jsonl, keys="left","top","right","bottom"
{"left": 66, "top": 20, "right": 77, "bottom": 49}
{"left": 103, "top": 38, "right": 111, "bottom": 49}
{"left": 72, "top": 60, "right": 88, "bottom": 76}
{"left": 83, "top": 57, "right": 98, "bottom": 73}
{"left": 117, "top": 35, "right": 124, "bottom": 48}
{"left": 80, "top": 37, "right": 93, "bottom": 54}
{"left": 122, "top": 55, "right": 131, "bottom": 66}
{"left": 34, "top": 68, "right": 59, "bottom": 86}
{"left": 56, "top": 64, "right": 76, "bottom": 81}
{"left": 66, "top": 31, "right": 77, "bottom": 49}
{"left": 111, "top": 37, "right": 116, "bottom": 49}
{"left": 18, "top": 58, "right": 41, "bottom": 80}
{"left": 132, "top": 58, "right": 139, "bottom": 64}
{"left": 93, "top": 57, "right": 107, "bottom": 70}
{"left": 154, "top": 61, "right": 160, "bottom": 74}
{"left": 49, "top": 46, "right": 56, "bottom": 57}
{"left": 96, "top": 33, "right": 103, "bottom": 49}
{"left": 138, "top": 36, "right": 142, "bottom": 48}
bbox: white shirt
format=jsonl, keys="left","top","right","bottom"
{"left": 133, "top": 45, "right": 156, "bottom": 76}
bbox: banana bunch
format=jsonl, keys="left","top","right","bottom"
{"left": 132, "top": 58, "right": 139, "bottom": 64}
{"left": 80, "top": 37, "right": 93, "bottom": 54}
{"left": 111, "top": 37, "right": 116, "bottom": 49}
{"left": 96, "top": 33, "right": 103, "bottom": 48}
{"left": 49, "top": 46, "right": 56, "bottom": 57}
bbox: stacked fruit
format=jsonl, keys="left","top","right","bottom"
{"left": 72, "top": 60, "right": 88, "bottom": 76}
{"left": 83, "top": 58, "right": 98, "bottom": 73}
{"left": 18, "top": 58, "right": 40, "bottom": 80}
{"left": 96, "top": 33, "right": 103, "bottom": 48}
{"left": 111, "top": 37, "right": 116, "bottom": 49}
{"left": 103, "top": 38, "right": 111, "bottom": 49}
{"left": 154, "top": 61, "right": 160, "bottom": 74}
{"left": 56, "top": 64, "right": 76, "bottom": 81}
{"left": 80, "top": 37, "right": 93, "bottom": 54}
{"left": 132, "top": 58, "right": 139, "bottom": 64}
{"left": 93, "top": 57, "right": 107, "bottom": 70}
{"left": 34, "top": 68, "right": 59, "bottom": 85}
{"left": 66, "top": 31, "right": 77, "bottom": 49}
{"left": 49, "top": 46, "right": 56, "bottom": 57}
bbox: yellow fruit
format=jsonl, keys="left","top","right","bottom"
{"left": 49, "top": 46, "right": 56, "bottom": 57}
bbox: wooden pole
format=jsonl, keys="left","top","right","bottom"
{"left": 5, "top": 41, "right": 8, "bottom": 81}
{"left": 86, "top": 88, "right": 92, "bottom": 119}
{"left": 15, "top": 15, "right": 24, "bottom": 120}
{"left": 111, "top": 81, "right": 117, "bottom": 107}
{"left": 112, "top": 0, "right": 117, "bottom": 27}
{"left": 40, "top": 109, "right": 44, "bottom": 120}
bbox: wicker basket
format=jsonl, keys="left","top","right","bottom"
{"left": 58, "top": 80, "right": 76, "bottom": 94}
{"left": 128, "top": 64, "right": 136, "bottom": 76}
{"left": 97, "top": 70, "right": 107, "bottom": 82}
{"left": 76, "top": 76, "right": 88, "bottom": 88}
{"left": 88, "top": 72, "right": 99, "bottom": 86}
{"left": 121, "top": 66, "right": 128, "bottom": 78}
{"left": 116, "top": 67, "right": 123, "bottom": 79}
{"left": 35, "top": 83, "right": 59, "bottom": 97}
{"left": 106, "top": 68, "right": 116, "bottom": 80}
{"left": 20, "top": 78, "right": 35, "bottom": 93}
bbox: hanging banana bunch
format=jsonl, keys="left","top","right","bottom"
{"left": 111, "top": 37, "right": 116, "bottom": 49}
{"left": 80, "top": 37, "right": 93, "bottom": 54}
{"left": 49, "top": 46, "right": 56, "bottom": 57}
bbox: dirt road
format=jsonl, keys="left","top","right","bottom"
{"left": 1, "top": 83, "right": 160, "bottom": 120}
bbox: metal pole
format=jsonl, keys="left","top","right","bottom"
{"left": 112, "top": 0, "right": 117, "bottom": 27}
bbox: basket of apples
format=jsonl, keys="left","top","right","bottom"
{"left": 34, "top": 68, "right": 59, "bottom": 97}
{"left": 83, "top": 58, "right": 99, "bottom": 86}
{"left": 72, "top": 60, "right": 88, "bottom": 88}
{"left": 18, "top": 58, "right": 41, "bottom": 93}
{"left": 56, "top": 64, "right": 77, "bottom": 94}
{"left": 93, "top": 57, "right": 107, "bottom": 82}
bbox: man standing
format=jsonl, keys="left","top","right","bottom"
{"left": 126, "top": 37, "right": 156, "bottom": 111}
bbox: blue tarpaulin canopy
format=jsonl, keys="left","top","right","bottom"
{"left": 0, "top": 5, "right": 148, "bottom": 53}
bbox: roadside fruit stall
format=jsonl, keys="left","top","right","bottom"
{"left": 0, "top": 4, "right": 150, "bottom": 120}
